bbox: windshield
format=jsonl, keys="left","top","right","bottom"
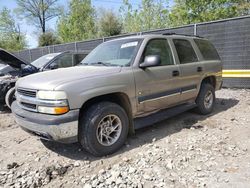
{"left": 31, "top": 53, "right": 61, "bottom": 68}
{"left": 81, "top": 38, "right": 142, "bottom": 67}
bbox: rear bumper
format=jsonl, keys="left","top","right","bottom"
{"left": 11, "top": 101, "right": 79, "bottom": 143}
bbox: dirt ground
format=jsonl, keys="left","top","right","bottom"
{"left": 0, "top": 89, "right": 250, "bottom": 188}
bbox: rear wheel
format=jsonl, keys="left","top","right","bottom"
{"left": 195, "top": 83, "right": 215, "bottom": 115}
{"left": 79, "top": 102, "right": 129, "bottom": 157}
{"left": 5, "top": 87, "right": 16, "bottom": 109}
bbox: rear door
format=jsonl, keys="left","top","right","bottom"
{"left": 134, "top": 38, "right": 182, "bottom": 114}
{"left": 171, "top": 38, "right": 204, "bottom": 102}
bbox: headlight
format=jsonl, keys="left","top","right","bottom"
{"left": 36, "top": 90, "right": 69, "bottom": 115}
{"left": 37, "top": 91, "right": 67, "bottom": 100}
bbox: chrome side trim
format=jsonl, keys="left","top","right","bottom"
{"left": 139, "top": 92, "right": 180, "bottom": 104}
{"left": 181, "top": 88, "right": 197, "bottom": 94}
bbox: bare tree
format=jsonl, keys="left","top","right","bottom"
{"left": 15, "top": 0, "right": 61, "bottom": 33}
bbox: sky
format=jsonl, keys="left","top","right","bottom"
{"left": 0, "top": 0, "right": 172, "bottom": 49}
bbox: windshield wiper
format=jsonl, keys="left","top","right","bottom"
{"left": 91, "top": 62, "right": 112, "bottom": 66}
{"left": 81, "top": 61, "right": 121, "bottom": 67}
{"left": 81, "top": 62, "right": 110, "bottom": 66}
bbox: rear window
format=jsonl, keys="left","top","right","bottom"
{"left": 194, "top": 39, "right": 220, "bottom": 60}
{"left": 173, "top": 39, "right": 198, "bottom": 64}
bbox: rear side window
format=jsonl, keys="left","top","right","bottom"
{"left": 173, "top": 39, "right": 198, "bottom": 64}
{"left": 194, "top": 39, "right": 220, "bottom": 60}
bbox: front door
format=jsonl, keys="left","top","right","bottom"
{"left": 133, "top": 38, "right": 182, "bottom": 115}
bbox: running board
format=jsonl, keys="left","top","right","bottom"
{"left": 134, "top": 103, "right": 197, "bottom": 130}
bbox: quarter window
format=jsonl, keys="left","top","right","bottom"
{"left": 141, "top": 39, "right": 174, "bottom": 66}
{"left": 194, "top": 39, "right": 220, "bottom": 60}
{"left": 173, "top": 39, "right": 198, "bottom": 64}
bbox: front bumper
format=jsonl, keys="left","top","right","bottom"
{"left": 11, "top": 101, "right": 79, "bottom": 143}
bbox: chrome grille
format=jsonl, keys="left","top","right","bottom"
{"left": 16, "top": 88, "right": 37, "bottom": 112}
{"left": 17, "top": 88, "right": 37, "bottom": 98}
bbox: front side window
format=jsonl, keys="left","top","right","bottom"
{"left": 141, "top": 39, "right": 174, "bottom": 66}
{"left": 194, "top": 39, "right": 220, "bottom": 60}
{"left": 173, "top": 39, "right": 198, "bottom": 64}
{"left": 81, "top": 39, "right": 142, "bottom": 67}
{"left": 31, "top": 53, "right": 60, "bottom": 69}
{"left": 53, "top": 54, "right": 73, "bottom": 68}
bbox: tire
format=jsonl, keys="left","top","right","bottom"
{"left": 79, "top": 102, "right": 129, "bottom": 157}
{"left": 5, "top": 87, "right": 16, "bottom": 109}
{"left": 195, "top": 83, "right": 215, "bottom": 115}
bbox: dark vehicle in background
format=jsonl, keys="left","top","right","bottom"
{"left": 0, "top": 49, "right": 89, "bottom": 109}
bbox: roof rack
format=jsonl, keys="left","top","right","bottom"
{"left": 162, "top": 33, "right": 203, "bottom": 38}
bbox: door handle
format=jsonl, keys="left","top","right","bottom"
{"left": 197, "top": 67, "right": 203, "bottom": 72}
{"left": 172, "top": 70, "right": 180, "bottom": 77}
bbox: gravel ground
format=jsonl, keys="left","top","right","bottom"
{"left": 0, "top": 89, "right": 250, "bottom": 188}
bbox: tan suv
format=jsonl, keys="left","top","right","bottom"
{"left": 12, "top": 34, "right": 222, "bottom": 156}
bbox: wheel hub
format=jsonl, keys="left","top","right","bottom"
{"left": 96, "top": 114, "right": 122, "bottom": 146}
{"left": 204, "top": 90, "right": 213, "bottom": 109}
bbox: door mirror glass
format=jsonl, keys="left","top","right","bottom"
{"left": 139, "top": 55, "right": 161, "bottom": 68}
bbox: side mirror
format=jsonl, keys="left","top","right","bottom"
{"left": 49, "top": 63, "right": 59, "bottom": 70}
{"left": 139, "top": 55, "right": 161, "bottom": 68}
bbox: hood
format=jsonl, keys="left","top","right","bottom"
{"left": 16, "top": 66, "right": 122, "bottom": 90}
{"left": 0, "top": 48, "right": 29, "bottom": 69}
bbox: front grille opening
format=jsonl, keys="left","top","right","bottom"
{"left": 21, "top": 102, "right": 36, "bottom": 110}
{"left": 17, "top": 88, "right": 36, "bottom": 97}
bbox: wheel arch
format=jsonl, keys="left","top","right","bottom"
{"left": 78, "top": 92, "right": 134, "bottom": 135}
{"left": 201, "top": 76, "right": 216, "bottom": 89}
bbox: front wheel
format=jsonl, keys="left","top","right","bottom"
{"left": 5, "top": 87, "right": 16, "bottom": 109}
{"left": 195, "top": 83, "right": 215, "bottom": 115}
{"left": 79, "top": 102, "right": 129, "bottom": 157}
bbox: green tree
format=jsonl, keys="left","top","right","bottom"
{"left": 169, "top": 0, "right": 250, "bottom": 26}
{"left": 57, "top": 0, "right": 96, "bottom": 43}
{"left": 168, "top": 0, "right": 190, "bottom": 26}
{"left": 38, "top": 32, "right": 61, "bottom": 46}
{"left": 236, "top": 0, "right": 250, "bottom": 16}
{"left": 0, "top": 7, "right": 26, "bottom": 51}
{"left": 120, "top": 0, "right": 141, "bottom": 33}
{"left": 120, "top": 0, "right": 170, "bottom": 33}
{"left": 15, "top": 0, "right": 62, "bottom": 33}
{"left": 98, "top": 9, "right": 122, "bottom": 37}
